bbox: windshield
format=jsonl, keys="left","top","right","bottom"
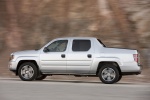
{"left": 97, "top": 39, "right": 106, "bottom": 47}
{"left": 35, "top": 41, "right": 51, "bottom": 50}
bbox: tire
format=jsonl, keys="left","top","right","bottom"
{"left": 36, "top": 74, "right": 47, "bottom": 80}
{"left": 98, "top": 64, "right": 120, "bottom": 84}
{"left": 116, "top": 75, "right": 122, "bottom": 82}
{"left": 18, "top": 62, "right": 38, "bottom": 81}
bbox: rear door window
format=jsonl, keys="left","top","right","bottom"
{"left": 72, "top": 40, "right": 91, "bottom": 51}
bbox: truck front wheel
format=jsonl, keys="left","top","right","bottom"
{"left": 98, "top": 64, "right": 119, "bottom": 84}
{"left": 116, "top": 75, "right": 122, "bottom": 82}
{"left": 18, "top": 62, "right": 38, "bottom": 81}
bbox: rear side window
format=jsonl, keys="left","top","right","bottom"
{"left": 72, "top": 40, "right": 91, "bottom": 51}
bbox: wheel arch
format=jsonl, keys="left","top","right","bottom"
{"left": 16, "top": 60, "right": 40, "bottom": 75}
{"left": 96, "top": 61, "right": 121, "bottom": 76}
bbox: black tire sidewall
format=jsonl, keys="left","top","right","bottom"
{"left": 116, "top": 75, "right": 122, "bottom": 82}
{"left": 36, "top": 75, "right": 47, "bottom": 80}
{"left": 98, "top": 64, "right": 119, "bottom": 84}
{"left": 18, "top": 62, "right": 38, "bottom": 81}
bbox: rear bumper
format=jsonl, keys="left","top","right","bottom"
{"left": 121, "top": 64, "right": 142, "bottom": 75}
{"left": 122, "top": 71, "right": 141, "bottom": 75}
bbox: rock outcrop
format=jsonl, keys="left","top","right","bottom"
{"left": 0, "top": 0, "right": 150, "bottom": 76}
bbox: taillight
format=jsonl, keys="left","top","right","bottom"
{"left": 133, "top": 54, "right": 138, "bottom": 63}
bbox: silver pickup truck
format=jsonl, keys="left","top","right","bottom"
{"left": 9, "top": 37, "right": 142, "bottom": 84}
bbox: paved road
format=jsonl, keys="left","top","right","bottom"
{"left": 0, "top": 78, "right": 150, "bottom": 100}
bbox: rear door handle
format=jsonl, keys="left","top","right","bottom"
{"left": 61, "top": 54, "right": 65, "bottom": 58}
{"left": 87, "top": 54, "right": 92, "bottom": 58}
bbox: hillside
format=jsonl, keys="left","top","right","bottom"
{"left": 0, "top": 0, "right": 150, "bottom": 78}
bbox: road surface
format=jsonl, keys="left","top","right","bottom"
{"left": 0, "top": 78, "right": 150, "bottom": 100}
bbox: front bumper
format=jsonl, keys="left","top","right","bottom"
{"left": 8, "top": 61, "right": 17, "bottom": 73}
{"left": 9, "top": 69, "right": 16, "bottom": 74}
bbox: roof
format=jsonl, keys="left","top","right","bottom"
{"left": 55, "top": 37, "right": 97, "bottom": 40}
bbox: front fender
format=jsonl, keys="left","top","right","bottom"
{"left": 15, "top": 56, "right": 40, "bottom": 69}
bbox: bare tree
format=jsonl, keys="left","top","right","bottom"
{"left": 6, "top": 0, "right": 22, "bottom": 49}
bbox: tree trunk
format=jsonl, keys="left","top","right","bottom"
{"left": 107, "top": 0, "right": 148, "bottom": 67}
{"left": 6, "top": 0, "right": 22, "bottom": 49}
{"left": 107, "top": 0, "right": 134, "bottom": 48}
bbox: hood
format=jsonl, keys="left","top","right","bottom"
{"left": 13, "top": 50, "right": 39, "bottom": 56}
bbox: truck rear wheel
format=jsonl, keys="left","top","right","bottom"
{"left": 18, "top": 62, "right": 38, "bottom": 81}
{"left": 98, "top": 64, "right": 119, "bottom": 84}
{"left": 36, "top": 74, "right": 47, "bottom": 80}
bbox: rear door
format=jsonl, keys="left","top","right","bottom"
{"left": 67, "top": 39, "right": 94, "bottom": 74}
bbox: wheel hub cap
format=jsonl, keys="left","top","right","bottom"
{"left": 101, "top": 67, "right": 116, "bottom": 82}
{"left": 21, "top": 65, "right": 34, "bottom": 79}
{"left": 25, "top": 71, "right": 29, "bottom": 73}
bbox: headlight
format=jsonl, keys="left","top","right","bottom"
{"left": 9, "top": 55, "right": 14, "bottom": 61}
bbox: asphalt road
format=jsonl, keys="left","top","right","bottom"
{"left": 0, "top": 78, "right": 150, "bottom": 100}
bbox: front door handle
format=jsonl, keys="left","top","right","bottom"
{"left": 61, "top": 54, "right": 65, "bottom": 58}
{"left": 87, "top": 54, "right": 92, "bottom": 58}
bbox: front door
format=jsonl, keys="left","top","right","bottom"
{"left": 40, "top": 39, "right": 68, "bottom": 73}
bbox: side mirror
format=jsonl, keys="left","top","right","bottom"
{"left": 43, "top": 47, "right": 49, "bottom": 52}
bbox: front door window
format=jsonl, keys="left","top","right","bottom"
{"left": 47, "top": 40, "right": 68, "bottom": 52}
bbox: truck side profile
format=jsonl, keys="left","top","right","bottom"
{"left": 9, "top": 37, "right": 142, "bottom": 84}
